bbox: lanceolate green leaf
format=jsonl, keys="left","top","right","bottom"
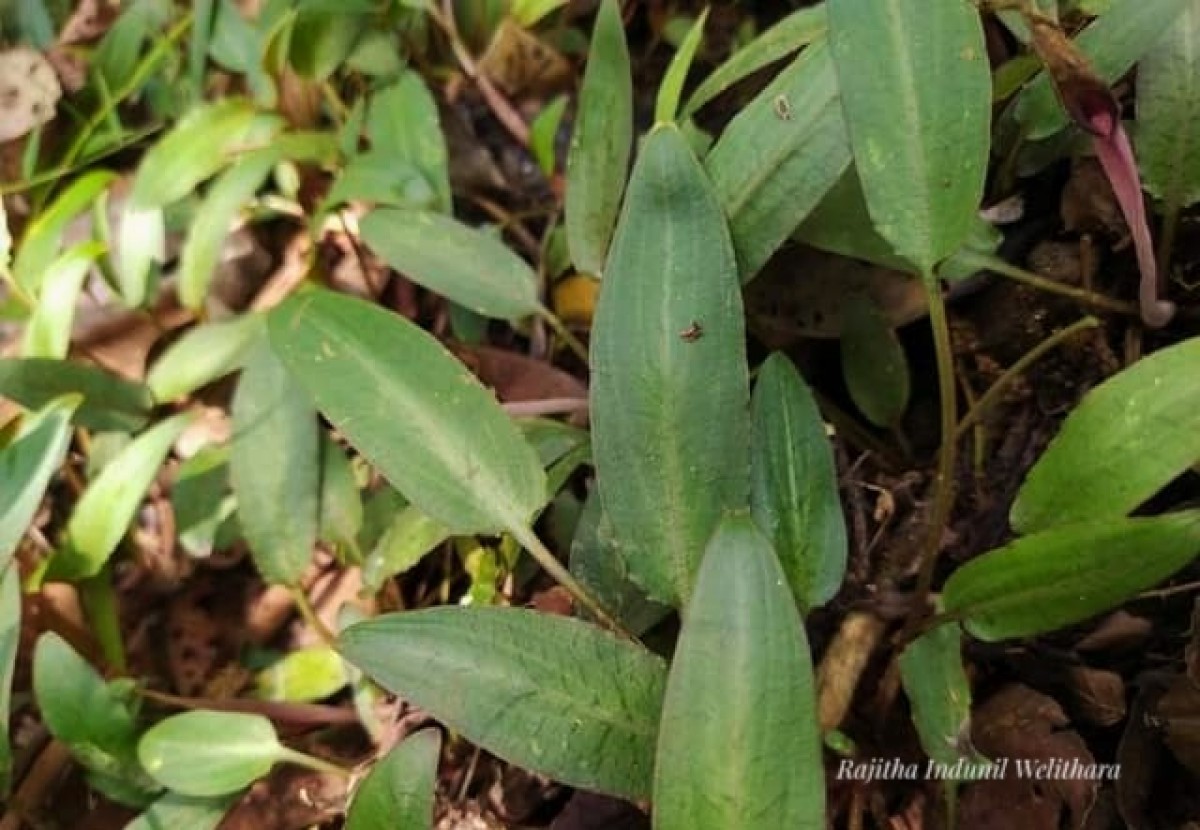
{"left": 898, "top": 623, "right": 974, "bottom": 766}
{"left": 367, "top": 72, "right": 452, "bottom": 214}
{"left": 826, "top": 0, "right": 991, "bottom": 271}
{"left": 268, "top": 290, "right": 547, "bottom": 536}
{"left": 339, "top": 607, "right": 666, "bottom": 799}
{"left": 115, "top": 201, "right": 165, "bottom": 308}
{"left": 1015, "top": 0, "right": 1191, "bottom": 141}
{"left": 0, "top": 397, "right": 77, "bottom": 569}
{"left": 683, "top": 4, "right": 829, "bottom": 117}
{"left": 750, "top": 353, "right": 846, "bottom": 610}
{"left": 0, "top": 566, "right": 20, "bottom": 794}
{"left": 345, "top": 729, "right": 440, "bottom": 830}
{"left": 655, "top": 11, "right": 707, "bottom": 124}
{"left": 145, "top": 314, "right": 265, "bottom": 404}
{"left": 944, "top": 511, "right": 1200, "bottom": 641}
{"left": 590, "top": 125, "right": 750, "bottom": 606}
{"left": 653, "top": 516, "right": 824, "bottom": 829}
{"left": 22, "top": 243, "right": 104, "bottom": 360}
{"left": 1011, "top": 337, "right": 1200, "bottom": 533}
{"left": 50, "top": 413, "right": 193, "bottom": 581}
{"left": 706, "top": 41, "right": 850, "bottom": 280}
{"left": 565, "top": 0, "right": 632, "bottom": 276}
{"left": 230, "top": 341, "right": 319, "bottom": 585}
{"left": 359, "top": 210, "right": 540, "bottom": 320}
{"left": 1136, "top": 0, "right": 1200, "bottom": 210}
{"left": 179, "top": 148, "right": 278, "bottom": 310}
{"left": 13, "top": 170, "right": 115, "bottom": 292}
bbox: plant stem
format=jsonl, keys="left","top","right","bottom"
{"left": 278, "top": 746, "right": 353, "bottom": 778}
{"left": 537, "top": 305, "right": 590, "bottom": 364}
{"left": 291, "top": 587, "right": 339, "bottom": 648}
{"left": 507, "top": 524, "right": 634, "bottom": 640}
{"left": 1156, "top": 199, "right": 1181, "bottom": 288}
{"left": 78, "top": 567, "right": 126, "bottom": 673}
{"left": 954, "top": 316, "right": 1100, "bottom": 442}
{"left": 964, "top": 251, "right": 1140, "bottom": 316}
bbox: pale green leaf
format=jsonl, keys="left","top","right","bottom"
{"left": 123, "top": 793, "right": 236, "bottom": 830}
{"left": 13, "top": 170, "right": 115, "bottom": 292}
{"left": 22, "top": 243, "right": 104, "bottom": 360}
{"left": 145, "top": 314, "right": 265, "bottom": 403}
{"left": 0, "top": 566, "right": 20, "bottom": 794}
{"left": 115, "top": 201, "right": 165, "bottom": 308}
{"left": 138, "top": 711, "right": 284, "bottom": 796}
{"left": 655, "top": 10, "right": 707, "bottom": 125}
{"left": 253, "top": 646, "right": 349, "bottom": 702}
{"left": 344, "top": 729, "right": 440, "bottom": 830}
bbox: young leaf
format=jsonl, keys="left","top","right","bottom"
{"left": 826, "top": 0, "right": 991, "bottom": 272}
{"left": 750, "top": 353, "right": 846, "bottom": 610}
{"left": 530, "top": 95, "right": 567, "bottom": 176}
{"left": 943, "top": 511, "right": 1200, "bottom": 641}
{"left": 653, "top": 516, "right": 825, "bottom": 829}
{"left": 898, "top": 623, "right": 976, "bottom": 766}
{"left": 12, "top": 170, "right": 115, "bottom": 291}
{"left": 565, "top": 0, "right": 632, "bottom": 276}
{"left": 0, "top": 397, "right": 77, "bottom": 569}
{"left": 367, "top": 72, "right": 452, "bottom": 214}
{"left": 22, "top": 242, "right": 104, "bottom": 360}
{"left": 230, "top": 341, "right": 319, "bottom": 585}
{"left": 0, "top": 358, "right": 148, "bottom": 433}
{"left": 125, "top": 792, "right": 236, "bottom": 830}
{"left": 268, "top": 290, "right": 547, "bottom": 536}
{"left": 590, "top": 124, "right": 750, "bottom": 606}
{"left": 705, "top": 40, "right": 851, "bottom": 280}
{"left": 49, "top": 413, "right": 194, "bottom": 581}
{"left": 115, "top": 201, "right": 166, "bottom": 308}
{"left": 253, "top": 646, "right": 349, "bottom": 702}
{"left": 840, "top": 299, "right": 910, "bottom": 428}
{"left": 145, "top": 314, "right": 265, "bottom": 403}
{"left": 0, "top": 566, "right": 20, "bottom": 794}
{"left": 1136, "top": 0, "right": 1200, "bottom": 212}
{"left": 345, "top": 729, "right": 440, "bottom": 830}
{"left": 1011, "top": 337, "right": 1200, "bottom": 533}
{"left": 359, "top": 210, "right": 540, "bottom": 320}
{"left": 179, "top": 148, "right": 277, "bottom": 310}
{"left": 138, "top": 711, "right": 285, "bottom": 796}
{"left": 130, "top": 99, "right": 282, "bottom": 209}
{"left": 655, "top": 11, "right": 707, "bottom": 125}
{"left": 683, "top": 4, "right": 829, "bottom": 117}
{"left": 1014, "top": 0, "right": 1191, "bottom": 141}
{"left": 339, "top": 607, "right": 666, "bottom": 799}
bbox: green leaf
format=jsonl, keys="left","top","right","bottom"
{"left": 944, "top": 512, "right": 1200, "bottom": 641}
{"left": 50, "top": 413, "right": 194, "bottom": 581}
{"left": 0, "top": 358, "right": 152, "bottom": 433}
{"left": 653, "top": 515, "right": 824, "bottom": 829}
{"left": 324, "top": 155, "right": 437, "bottom": 210}
{"left": 898, "top": 623, "right": 975, "bottom": 766}
{"left": 565, "top": 0, "right": 632, "bottom": 276}
{"left": 705, "top": 40, "right": 851, "bottom": 280}
{"left": 115, "top": 201, "right": 166, "bottom": 308}
{"left": 0, "top": 566, "right": 20, "bottom": 795}
{"left": 840, "top": 299, "right": 910, "bottom": 428}
{"left": 340, "top": 607, "right": 665, "bottom": 798}
{"left": 318, "top": 435, "right": 363, "bottom": 553}
{"left": 655, "top": 10, "right": 707, "bottom": 125}
{"left": 268, "top": 290, "right": 547, "bottom": 536}
{"left": 288, "top": 8, "right": 365, "bottom": 80}
{"left": 124, "top": 792, "right": 237, "bottom": 830}
{"left": 359, "top": 210, "right": 540, "bottom": 320}
{"left": 0, "top": 397, "right": 78, "bottom": 569}
{"left": 345, "top": 729, "right": 440, "bottom": 830}
{"left": 1011, "top": 336, "right": 1200, "bottom": 533}
{"left": 22, "top": 243, "right": 105, "bottom": 360}
{"left": 683, "top": 4, "right": 829, "bottom": 117}
{"left": 590, "top": 125, "right": 750, "bottom": 606}
{"left": 826, "top": 0, "right": 991, "bottom": 271}
{"left": 230, "top": 341, "right": 319, "bottom": 585}
{"left": 510, "top": 0, "right": 568, "bottom": 27}
{"left": 253, "top": 646, "right": 349, "bottom": 702}
{"left": 130, "top": 99, "right": 282, "bottom": 209}
{"left": 530, "top": 95, "right": 567, "bottom": 177}
{"left": 172, "top": 446, "right": 237, "bottom": 557}
{"left": 361, "top": 505, "right": 449, "bottom": 594}
{"left": 367, "top": 72, "right": 452, "bottom": 214}
{"left": 750, "top": 353, "right": 846, "bottom": 609}
{"left": 138, "top": 711, "right": 285, "bottom": 796}
{"left": 1136, "top": 0, "right": 1200, "bottom": 210}
{"left": 1015, "top": 0, "right": 1191, "bottom": 141}
{"left": 13, "top": 170, "right": 116, "bottom": 292}
{"left": 179, "top": 149, "right": 277, "bottom": 311}
{"left": 145, "top": 314, "right": 265, "bottom": 403}
{"left": 33, "top": 633, "right": 155, "bottom": 797}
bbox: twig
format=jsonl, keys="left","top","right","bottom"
{"left": 962, "top": 251, "right": 1141, "bottom": 316}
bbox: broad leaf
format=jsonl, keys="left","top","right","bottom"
{"left": 0, "top": 397, "right": 78, "bottom": 569}
{"left": 898, "top": 623, "right": 976, "bottom": 766}
{"left": 705, "top": 41, "right": 851, "bottom": 280}
{"left": 367, "top": 72, "right": 452, "bottom": 214}
{"left": 683, "top": 4, "right": 828, "bottom": 117}
{"left": 943, "top": 511, "right": 1200, "bottom": 641}
{"left": 145, "top": 314, "right": 265, "bottom": 403}
{"left": 1011, "top": 337, "right": 1200, "bottom": 533}
{"left": 50, "top": 413, "right": 193, "bottom": 581}
{"left": 750, "top": 353, "right": 846, "bottom": 609}
{"left": 268, "top": 290, "right": 547, "bottom": 536}
{"left": 565, "top": 0, "right": 632, "bottom": 276}
{"left": 653, "top": 516, "right": 824, "bottom": 829}
{"left": 590, "top": 125, "right": 750, "bottom": 606}
{"left": 359, "top": 210, "right": 540, "bottom": 320}
{"left": 230, "top": 341, "right": 319, "bottom": 585}
{"left": 138, "top": 711, "right": 285, "bottom": 796}
{"left": 339, "top": 607, "right": 666, "bottom": 799}
{"left": 345, "top": 729, "right": 440, "bottom": 830}
{"left": 826, "top": 0, "right": 991, "bottom": 271}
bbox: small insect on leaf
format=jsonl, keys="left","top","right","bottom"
{"left": 679, "top": 321, "right": 704, "bottom": 342}
{"left": 773, "top": 95, "right": 792, "bottom": 120}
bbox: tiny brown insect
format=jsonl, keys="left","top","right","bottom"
{"left": 679, "top": 321, "right": 703, "bottom": 341}
{"left": 773, "top": 94, "right": 792, "bottom": 120}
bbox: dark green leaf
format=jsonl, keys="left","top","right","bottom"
{"left": 288, "top": 9, "right": 365, "bottom": 80}
{"left": 361, "top": 505, "right": 448, "bottom": 594}
{"left": 367, "top": 72, "right": 451, "bottom": 214}
{"left": 345, "top": 729, "right": 440, "bottom": 830}
{"left": 840, "top": 299, "right": 910, "bottom": 427}
{"left": 0, "top": 397, "right": 77, "bottom": 569}
{"left": 318, "top": 435, "right": 363, "bottom": 553}
{"left": 0, "top": 358, "right": 152, "bottom": 433}
{"left": 339, "top": 607, "right": 666, "bottom": 799}
{"left": 898, "top": 623, "right": 975, "bottom": 766}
